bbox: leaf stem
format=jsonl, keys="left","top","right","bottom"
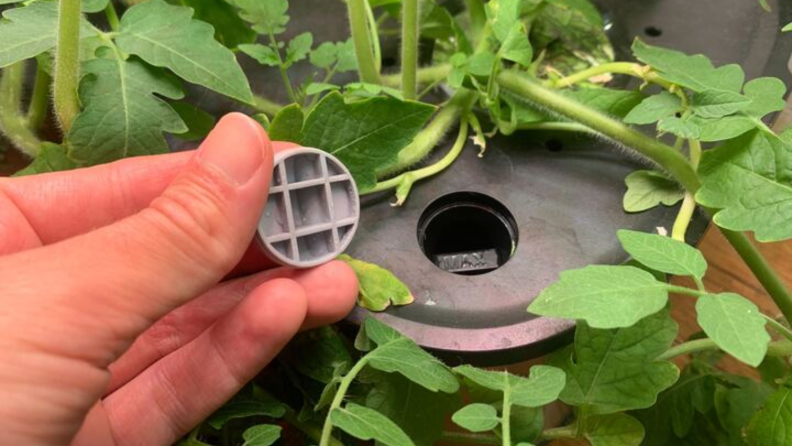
{"left": 27, "top": 59, "right": 51, "bottom": 132}
{"left": 518, "top": 122, "right": 595, "bottom": 133}
{"left": 665, "top": 284, "right": 708, "bottom": 297}
{"left": 381, "top": 64, "right": 451, "bottom": 87}
{"left": 500, "top": 374, "right": 511, "bottom": 446}
{"left": 764, "top": 315, "right": 792, "bottom": 343}
{"left": 267, "top": 31, "right": 298, "bottom": 104}
{"left": 251, "top": 94, "right": 284, "bottom": 116}
{"left": 376, "top": 89, "right": 477, "bottom": 178}
{"left": 347, "top": 0, "right": 381, "bottom": 84}
{"left": 363, "top": 116, "right": 469, "bottom": 203}
{"left": 0, "top": 64, "right": 41, "bottom": 157}
{"left": 497, "top": 71, "right": 700, "bottom": 193}
{"left": 401, "top": 0, "right": 419, "bottom": 100}
{"left": 53, "top": 0, "right": 83, "bottom": 132}
{"left": 319, "top": 357, "right": 369, "bottom": 446}
{"left": 657, "top": 338, "right": 792, "bottom": 361}
{"left": 672, "top": 140, "right": 702, "bottom": 242}
{"left": 548, "top": 61, "right": 673, "bottom": 90}
{"left": 541, "top": 425, "right": 578, "bottom": 440}
{"left": 464, "top": 0, "right": 487, "bottom": 43}
{"left": 104, "top": 0, "right": 121, "bottom": 31}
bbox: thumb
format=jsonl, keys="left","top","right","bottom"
{"left": 0, "top": 113, "right": 275, "bottom": 366}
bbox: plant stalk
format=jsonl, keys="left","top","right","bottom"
{"left": 27, "top": 60, "right": 51, "bottom": 132}
{"left": 0, "top": 64, "right": 41, "bottom": 156}
{"left": 54, "top": 0, "right": 83, "bottom": 132}
{"left": 267, "top": 32, "right": 298, "bottom": 104}
{"left": 319, "top": 357, "right": 369, "bottom": 446}
{"left": 497, "top": 71, "right": 701, "bottom": 193}
{"left": 376, "top": 89, "right": 477, "bottom": 178}
{"left": 347, "top": 0, "right": 381, "bottom": 84}
{"left": 657, "top": 338, "right": 792, "bottom": 361}
{"left": 104, "top": 1, "right": 121, "bottom": 31}
{"left": 541, "top": 425, "right": 578, "bottom": 441}
{"left": 401, "top": 0, "right": 419, "bottom": 100}
{"left": 500, "top": 377, "right": 511, "bottom": 446}
{"left": 251, "top": 94, "right": 284, "bottom": 116}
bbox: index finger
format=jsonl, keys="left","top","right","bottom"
{"left": 0, "top": 142, "right": 299, "bottom": 247}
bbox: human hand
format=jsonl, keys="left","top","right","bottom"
{"left": 0, "top": 114, "right": 359, "bottom": 446}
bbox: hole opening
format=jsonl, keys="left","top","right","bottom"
{"left": 644, "top": 26, "right": 663, "bottom": 37}
{"left": 417, "top": 192, "right": 518, "bottom": 276}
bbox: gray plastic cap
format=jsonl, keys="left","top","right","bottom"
{"left": 256, "top": 147, "right": 360, "bottom": 268}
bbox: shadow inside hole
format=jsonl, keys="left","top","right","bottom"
{"left": 417, "top": 192, "right": 518, "bottom": 276}
{"left": 545, "top": 139, "right": 564, "bottom": 152}
{"left": 644, "top": 26, "right": 663, "bottom": 37}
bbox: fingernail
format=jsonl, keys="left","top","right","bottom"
{"left": 197, "top": 113, "right": 268, "bottom": 186}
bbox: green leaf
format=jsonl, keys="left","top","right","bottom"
{"left": 284, "top": 32, "right": 313, "bottom": 67}
{"left": 452, "top": 404, "right": 500, "bottom": 432}
{"left": 241, "top": 424, "right": 281, "bottom": 446}
{"left": 366, "top": 371, "right": 461, "bottom": 446}
{"left": 268, "top": 104, "right": 304, "bottom": 143}
{"left": 759, "top": 356, "right": 791, "bottom": 387}
{"left": 747, "top": 386, "right": 792, "bottom": 446}
{"left": 657, "top": 116, "right": 701, "bottom": 139}
{"left": 338, "top": 254, "right": 414, "bottom": 311}
{"left": 743, "top": 77, "right": 788, "bottom": 119}
{"left": 585, "top": 414, "right": 645, "bottom": 446}
{"left": 117, "top": 0, "right": 253, "bottom": 103}
{"left": 759, "top": 0, "right": 772, "bottom": 11}
{"left": 454, "top": 365, "right": 566, "bottom": 408}
{"left": 300, "top": 93, "right": 435, "bottom": 190}
{"left": 715, "top": 378, "right": 774, "bottom": 439}
{"left": 15, "top": 143, "right": 78, "bottom": 176}
{"left": 335, "top": 39, "right": 358, "bottom": 72}
{"left": 559, "top": 311, "right": 680, "bottom": 414}
{"left": 623, "top": 92, "right": 682, "bottom": 125}
{"left": 691, "top": 89, "right": 752, "bottom": 119}
{"left": 616, "top": 230, "right": 707, "bottom": 280}
{"left": 693, "top": 115, "right": 757, "bottom": 142}
{"left": 783, "top": 22, "right": 792, "bottom": 33}
{"left": 170, "top": 102, "right": 216, "bottom": 141}
{"left": 175, "top": 0, "right": 256, "bottom": 48}
{"left": 528, "top": 265, "right": 669, "bottom": 328}
{"left": 632, "top": 39, "right": 744, "bottom": 93}
{"left": 83, "top": 0, "right": 109, "bottom": 13}
{"left": 0, "top": 2, "right": 61, "bottom": 68}
{"left": 305, "top": 83, "right": 340, "bottom": 96}
{"left": 356, "top": 317, "right": 403, "bottom": 351}
{"left": 697, "top": 130, "right": 792, "bottom": 241}
{"left": 288, "top": 327, "right": 352, "bottom": 384}
{"left": 488, "top": 0, "right": 521, "bottom": 42}
{"left": 68, "top": 56, "right": 187, "bottom": 165}
{"left": 696, "top": 293, "right": 770, "bottom": 366}
{"left": 623, "top": 170, "right": 684, "bottom": 213}
{"left": 310, "top": 42, "right": 338, "bottom": 69}
{"left": 239, "top": 43, "right": 280, "bottom": 67}
{"left": 501, "top": 23, "right": 533, "bottom": 67}
{"left": 208, "top": 396, "right": 285, "bottom": 429}
{"left": 331, "top": 403, "right": 416, "bottom": 446}
{"left": 227, "top": 0, "right": 289, "bottom": 35}
{"left": 368, "top": 338, "right": 459, "bottom": 393}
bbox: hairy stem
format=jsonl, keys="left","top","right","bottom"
{"left": 497, "top": 71, "right": 700, "bottom": 192}
{"left": 401, "top": 0, "right": 419, "bottom": 100}
{"left": 347, "top": 0, "right": 381, "bottom": 84}
{"left": 765, "top": 315, "right": 792, "bottom": 343}
{"left": 377, "top": 89, "right": 477, "bottom": 178}
{"left": 54, "top": 0, "right": 82, "bottom": 132}
{"left": 251, "top": 94, "right": 284, "bottom": 116}
{"left": 518, "top": 122, "right": 595, "bottom": 133}
{"left": 381, "top": 64, "right": 451, "bottom": 87}
{"left": 27, "top": 60, "right": 51, "bottom": 132}
{"left": 364, "top": 117, "right": 469, "bottom": 200}
{"left": 268, "top": 32, "right": 298, "bottom": 104}
{"left": 657, "top": 338, "right": 792, "bottom": 361}
{"left": 0, "top": 64, "right": 41, "bottom": 156}
{"left": 549, "top": 61, "right": 674, "bottom": 90}
{"left": 501, "top": 378, "right": 511, "bottom": 446}
{"left": 319, "top": 358, "right": 369, "bottom": 446}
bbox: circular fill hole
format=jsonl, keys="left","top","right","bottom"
{"left": 644, "top": 26, "right": 663, "bottom": 37}
{"left": 417, "top": 192, "right": 518, "bottom": 276}
{"left": 545, "top": 139, "right": 564, "bottom": 152}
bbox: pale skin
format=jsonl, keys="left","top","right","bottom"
{"left": 0, "top": 113, "right": 359, "bottom": 446}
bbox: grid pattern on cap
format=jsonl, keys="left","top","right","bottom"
{"left": 258, "top": 149, "right": 358, "bottom": 267}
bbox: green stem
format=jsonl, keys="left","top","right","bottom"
{"left": 765, "top": 315, "right": 792, "bottom": 343}
{"left": 401, "top": 0, "right": 419, "bottom": 100}
{"left": 27, "top": 60, "right": 51, "bottom": 132}
{"left": 267, "top": 32, "right": 298, "bottom": 104}
{"left": 364, "top": 117, "right": 468, "bottom": 200}
{"left": 104, "top": 1, "right": 120, "bottom": 31}
{"left": 307, "top": 65, "right": 338, "bottom": 109}
{"left": 347, "top": 0, "right": 381, "bottom": 84}
{"left": 464, "top": 0, "right": 487, "bottom": 43}
{"left": 501, "top": 378, "right": 511, "bottom": 446}
{"left": 541, "top": 425, "right": 578, "bottom": 441}
{"left": 666, "top": 284, "right": 708, "bottom": 297}
{"left": 716, "top": 227, "right": 792, "bottom": 324}
{"left": 672, "top": 140, "right": 703, "bottom": 242}
{"left": 497, "top": 71, "right": 701, "bottom": 193}
{"left": 549, "top": 61, "right": 674, "bottom": 90}
{"left": 518, "top": 122, "right": 595, "bottom": 133}
{"left": 281, "top": 402, "right": 345, "bottom": 446}
{"left": 381, "top": 64, "right": 451, "bottom": 87}
{"left": 0, "top": 64, "right": 41, "bottom": 156}
{"left": 319, "top": 358, "right": 369, "bottom": 446}
{"left": 53, "top": 0, "right": 82, "bottom": 132}
{"left": 376, "top": 89, "right": 477, "bottom": 178}
{"left": 364, "top": 0, "right": 382, "bottom": 74}
{"left": 657, "top": 338, "right": 792, "bottom": 361}
{"left": 439, "top": 432, "right": 499, "bottom": 445}
{"left": 251, "top": 94, "right": 284, "bottom": 116}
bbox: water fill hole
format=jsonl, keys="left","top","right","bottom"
{"left": 417, "top": 192, "right": 519, "bottom": 276}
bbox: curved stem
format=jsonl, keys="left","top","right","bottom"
{"left": 319, "top": 358, "right": 369, "bottom": 446}
{"left": 765, "top": 315, "right": 792, "bottom": 343}
{"left": 27, "top": 60, "right": 51, "bottom": 132}
{"left": 658, "top": 338, "right": 792, "bottom": 361}
{"left": 497, "top": 71, "right": 701, "bottom": 193}
{"left": 549, "top": 61, "right": 674, "bottom": 90}
{"left": 347, "top": 0, "right": 381, "bottom": 84}
{"left": 0, "top": 64, "right": 41, "bottom": 156}
{"left": 672, "top": 140, "right": 702, "bottom": 242}
{"left": 381, "top": 64, "right": 451, "bottom": 87}
{"left": 376, "top": 89, "right": 477, "bottom": 178}
{"left": 53, "top": 0, "right": 82, "bottom": 132}
{"left": 104, "top": 1, "right": 120, "bottom": 31}
{"left": 401, "top": 0, "right": 419, "bottom": 100}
